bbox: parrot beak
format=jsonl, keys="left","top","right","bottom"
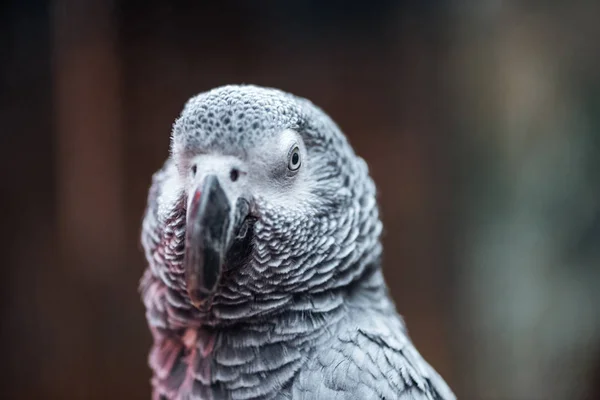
{"left": 183, "top": 175, "right": 255, "bottom": 309}
{"left": 184, "top": 175, "right": 232, "bottom": 309}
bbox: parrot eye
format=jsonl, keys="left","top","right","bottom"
{"left": 191, "top": 164, "right": 197, "bottom": 176}
{"left": 288, "top": 145, "right": 301, "bottom": 171}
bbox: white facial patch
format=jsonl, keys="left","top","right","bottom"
{"left": 245, "top": 129, "right": 318, "bottom": 212}
{"left": 157, "top": 162, "right": 184, "bottom": 224}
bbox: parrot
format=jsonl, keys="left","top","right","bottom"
{"left": 139, "top": 84, "right": 456, "bottom": 400}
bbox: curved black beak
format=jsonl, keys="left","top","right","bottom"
{"left": 184, "top": 175, "right": 232, "bottom": 308}
{"left": 184, "top": 175, "right": 254, "bottom": 309}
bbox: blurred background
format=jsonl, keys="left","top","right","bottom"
{"left": 1, "top": 0, "right": 600, "bottom": 399}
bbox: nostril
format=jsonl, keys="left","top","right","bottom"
{"left": 191, "top": 164, "right": 197, "bottom": 176}
{"left": 230, "top": 168, "right": 240, "bottom": 182}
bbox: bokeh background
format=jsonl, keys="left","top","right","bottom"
{"left": 2, "top": 1, "right": 600, "bottom": 399}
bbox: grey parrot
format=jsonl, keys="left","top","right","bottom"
{"left": 140, "top": 85, "right": 456, "bottom": 400}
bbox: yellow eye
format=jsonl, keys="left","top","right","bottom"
{"left": 288, "top": 146, "right": 301, "bottom": 171}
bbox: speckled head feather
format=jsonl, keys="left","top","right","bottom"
{"left": 172, "top": 85, "right": 305, "bottom": 156}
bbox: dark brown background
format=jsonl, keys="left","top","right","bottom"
{"left": 2, "top": 1, "right": 600, "bottom": 399}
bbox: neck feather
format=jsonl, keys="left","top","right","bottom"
{"left": 140, "top": 262, "right": 385, "bottom": 399}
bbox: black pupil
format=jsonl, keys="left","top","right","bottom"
{"left": 291, "top": 152, "right": 299, "bottom": 166}
{"left": 230, "top": 168, "right": 239, "bottom": 182}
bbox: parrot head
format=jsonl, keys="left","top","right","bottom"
{"left": 144, "top": 85, "right": 382, "bottom": 323}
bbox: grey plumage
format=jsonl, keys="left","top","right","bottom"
{"left": 140, "top": 84, "right": 456, "bottom": 399}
